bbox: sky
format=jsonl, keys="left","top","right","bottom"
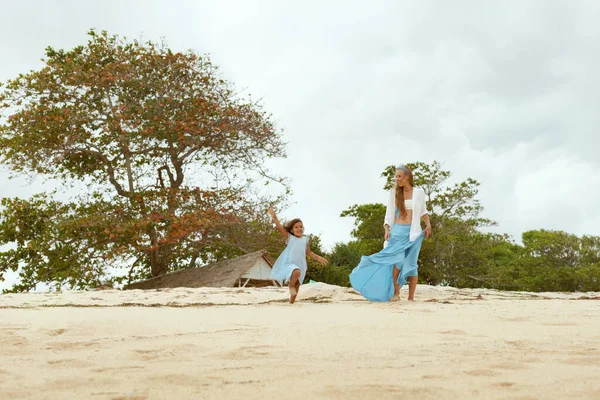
{"left": 1, "top": 0, "right": 600, "bottom": 289}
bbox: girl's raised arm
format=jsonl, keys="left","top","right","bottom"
{"left": 268, "top": 206, "right": 288, "bottom": 239}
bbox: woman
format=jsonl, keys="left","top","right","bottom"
{"left": 349, "top": 164, "right": 431, "bottom": 302}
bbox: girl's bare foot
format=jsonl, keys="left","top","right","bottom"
{"left": 289, "top": 286, "right": 298, "bottom": 304}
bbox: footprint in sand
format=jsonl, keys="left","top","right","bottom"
{"left": 322, "top": 384, "right": 452, "bottom": 399}
{"left": 222, "top": 345, "right": 279, "bottom": 360}
{"left": 464, "top": 369, "right": 498, "bottom": 377}
{"left": 562, "top": 357, "right": 600, "bottom": 366}
{"left": 93, "top": 366, "right": 145, "bottom": 373}
{"left": 48, "top": 328, "right": 66, "bottom": 336}
{"left": 47, "top": 340, "right": 99, "bottom": 350}
{"left": 132, "top": 349, "right": 160, "bottom": 361}
{"left": 0, "top": 327, "right": 25, "bottom": 336}
{"left": 491, "top": 362, "right": 529, "bottom": 370}
{"left": 542, "top": 322, "right": 578, "bottom": 327}
{"left": 428, "top": 299, "right": 453, "bottom": 304}
{"left": 47, "top": 359, "right": 75, "bottom": 365}
{"left": 492, "top": 382, "right": 516, "bottom": 388}
{"left": 421, "top": 374, "right": 443, "bottom": 379}
{"left": 500, "top": 316, "right": 530, "bottom": 322}
{"left": 504, "top": 340, "right": 527, "bottom": 347}
{"left": 1, "top": 335, "right": 28, "bottom": 348}
{"left": 437, "top": 329, "right": 467, "bottom": 335}
{"left": 151, "top": 374, "right": 198, "bottom": 385}
{"left": 568, "top": 348, "right": 598, "bottom": 356}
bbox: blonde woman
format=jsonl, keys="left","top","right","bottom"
{"left": 350, "top": 164, "right": 431, "bottom": 301}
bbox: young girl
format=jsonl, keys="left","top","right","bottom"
{"left": 268, "top": 206, "right": 328, "bottom": 304}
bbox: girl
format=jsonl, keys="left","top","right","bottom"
{"left": 268, "top": 206, "right": 328, "bottom": 304}
{"left": 349, "top": 164, "right": 431, "bottom": 302}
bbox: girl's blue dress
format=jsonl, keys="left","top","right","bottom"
{"left": 271, "top": 233, "right": 309, "bottom": 285}
{"left": 349, "top": 224, "right": 424, "bottom": 302}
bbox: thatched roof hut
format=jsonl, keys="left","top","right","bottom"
{"left": 126, "top": 250, "right": 277, "bottom": 290}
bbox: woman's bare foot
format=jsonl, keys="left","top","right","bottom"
{"left": 390, "top": 294, "right": 400, "bottom": 302}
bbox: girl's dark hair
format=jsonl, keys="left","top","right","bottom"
{"left": 284, "top": 218, "right": 303, "bottom": 233}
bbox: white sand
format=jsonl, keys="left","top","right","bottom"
{"left": 1, "top": 283, "right": 599, "bottom": 399}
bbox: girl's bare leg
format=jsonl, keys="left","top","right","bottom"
{"left": 289, "top": 269, "right": 301, "bottom": 304}
{"left": 294, "top": 280, "right": 300, "bottom": 300}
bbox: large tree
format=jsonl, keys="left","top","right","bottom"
{"left": 0, "top": 30, "right": 287, "bottom": 291}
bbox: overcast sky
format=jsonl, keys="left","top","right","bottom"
{"left": 2, "top": 0, "right": 600, "bottom": 289}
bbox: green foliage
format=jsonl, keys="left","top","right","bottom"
{"left": 2, "top": 34, "right": 599, "bottom": 296}
{"left": 329, "top": 241, "right": 362, "bottom": 268}
{"left": 340, "top": 203, "right": 386, "bottom": 241}
{"left": 506, "top": 230, "right": 600, "bottom": 292}
{"left": 306, "top": 240, "right": 361, "bottom": 287}
{"left": 304, "top": 234, "right": 333, "bottom": 284}
{"left": 304, "top": 204, "right": 386, "bottom": 287}
{"left": 307, "top": 264, "right": 353, "bottom": 287}
{"left": 382, "top": 161, "right": 495, "bottom": 227}
{"left": 522, "top": 229, "right": 582, "bottom": 268}
{"left": 335, "top": 161, "right": 600, "bottom": 292}
{"left": 0, "top": 30, "right": 288, "bottom": 291}
{"left": 0, "top": 194, "right": 110, "bottom": 292}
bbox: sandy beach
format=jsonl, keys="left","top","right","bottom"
{"left": 1, "top": 283, "right": 599, "bottom": 400}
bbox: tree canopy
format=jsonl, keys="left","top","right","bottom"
{"left": 323, "top": 161, "right": 600, "bottom": 292}
{"left": 0, "top": 30, "right": 288, "bottom": 291}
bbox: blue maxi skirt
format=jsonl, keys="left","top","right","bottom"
{"left": 349, "top": 224, "right": 424, "bottom": 302}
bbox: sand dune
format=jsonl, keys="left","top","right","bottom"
{"left": 1, "top": 283, "right": 599, "bottom": 399}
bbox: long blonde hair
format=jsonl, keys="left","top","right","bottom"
{"left": 395, "top": 165, "right": 414, "bottom": 219}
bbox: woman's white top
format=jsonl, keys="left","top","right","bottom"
{"left": 384, "top": 186, "right": 428, "bottom": 242}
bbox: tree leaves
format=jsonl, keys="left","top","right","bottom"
{"left": 332, "top": 161, "right": 600, "bottom": 292}
{"left": 340, "top": 203, "right": 386, "bottom": 243}
{"left": 0, "top": 30, "right": 289, "bottom": 291}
